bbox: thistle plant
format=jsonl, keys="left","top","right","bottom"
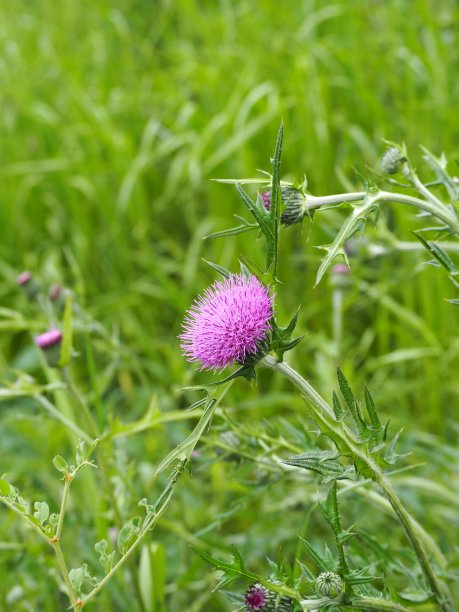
{"left": 176, "top": 124, "right": 457, "bottom": 610}
{"left": 1, "top": 125, "right": 458, "bottom": 610}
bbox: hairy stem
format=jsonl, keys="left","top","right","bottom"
{"left": 261, "top": 355, "right": 452, "bottom": 612}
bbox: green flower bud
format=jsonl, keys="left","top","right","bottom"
{"left": 261, "top": 186, "right": 306, "bottom": 226}
{"left": 380, "top": 147, "right": 406, "bottom": 175}
{"left": 315, "top": 572, "right": 343, "bottom": 598}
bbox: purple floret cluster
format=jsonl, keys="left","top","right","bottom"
{"left": 180, "top": 274, "right": 273, "bottom": 370}
{"left": 35, "top": 327, "right": 63, "bottom": 349}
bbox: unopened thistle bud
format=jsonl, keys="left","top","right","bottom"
{"left": 35, "top": 327, "right": 63, "bottom": 367}
{"left": 315, "top": 572, "right": 343, "bottom": 598}
{"left": 380, "top": 147, "right": 406, "bottom": 175}
{"left": 330, "top": 263, "right": 351, "bottom": 289}
{"left": 261, "top": 186, "right": 306, "bottom": 226}
{"left": 17, "top": 271, "right": 40, "bottom": 299}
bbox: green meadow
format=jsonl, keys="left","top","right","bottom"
{"left": 1, "top": 1, "right": 458, "bottom": 610}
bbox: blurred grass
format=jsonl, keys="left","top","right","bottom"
{"left": 1, "top": 0, "right": 459, "bottom": 609}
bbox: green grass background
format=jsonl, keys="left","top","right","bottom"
{"left": 1, "top": 0, "right": 458, "bottom": 609}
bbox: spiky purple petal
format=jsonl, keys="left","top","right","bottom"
{"left": 180, "top": 275, "right": 272, "bottom": 370}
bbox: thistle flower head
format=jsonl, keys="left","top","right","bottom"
{"left": 260, "top": 186, "right": 306, "bottom": 226}
{"left": 180, "top": 274, "right": 273, "bottom": 370}
{"left": 35, "top": 327, "right": 63, "bottom": 350}
{"left": 244, "top": 584, "right": 271, "bottom": 611}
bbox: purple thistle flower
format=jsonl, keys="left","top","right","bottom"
{"left": 245, "top": 584, "right": 270, "bottom": 611}
{"left": 180, "top": 274, "right": 273, "bottom": 371}
{"left": 35, "top": 327, "right": 63, "bottom": 350}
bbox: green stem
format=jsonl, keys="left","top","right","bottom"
{"left": 0, "top": 497, "right": 50, "bottom": 544}
{"left": 61, "top": 368, "right": 98, "bottom": 437}
{"left": 305, "top": 190, "right": 459, "bottom": 234}
{"left": 261, "top": 355, "right": 452, "bottom": 612}
{"left": 56, "top": 477, "right": 71, "bottom": 541}
{"left": 62, "top": 369, "right": 146, "bottom": 612}
{"left": 80, "top": 461, "right": 186, "bottom": 608}
{"left": 52, "top": 539, "right": 78, "bottom": 611}
{"left": 34, "top": 395, "right": 92, "bottom": 443}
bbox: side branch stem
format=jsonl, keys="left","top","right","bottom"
{"left": 261, "top": 355, "right": 452, "bottom": 612}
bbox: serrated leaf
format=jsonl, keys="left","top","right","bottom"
{"left": 204, "top": 223, "right": 258, "bottom": 240}
{"left": 315, "top": 192, "right": 377, "bottom": 285}
{"left": 284, "top": 450, "right": 355, "bottom": 482}
{"left": 413, "top": 232, "right": 458, "bottom": 274}
{"left": 236, "top": 183, "right": 272, "bottom": 238}
{"left": 300, "top": 538, "right": 330, "bottom": 572}
{"left": 332, "top": 391, "right": 345, "bottom": 421}
{"left": 337, "top": 368, "right": 367, "bottom": 439}
{"left": 320, "top": 481, "right": 341, "bottom": 534}
{"left": 363, "top": 385, "right": 381, "bottom": 430}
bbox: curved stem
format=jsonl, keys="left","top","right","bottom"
{"left": 305, "top": 190, "right": 459, "bottom": 234}
{"left": 261, "top": 355, "right": 452, "bottom": 612}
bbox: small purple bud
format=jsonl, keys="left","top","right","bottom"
{"left": 17, "top": 271, "right": 32, "bottom": 286}
{"left": 332, "top": 263, "right": 350, "bottom": 275}
{"left": 35, "top": 327, "right": 63, "bottom": 349}
{"left": 259, "top": 186, "right": 306, "bottom": 226}
{"left": 35, "top": 328, "right": 63, "bottom": 367}
{"left": 17, "top": 271, "right": 40, "bottom": 299}
{"left": 330, "top": 263, "right": 351, "bottom": 289}
{"left": 49, "top": 285, "right": 62, "bottom": 301}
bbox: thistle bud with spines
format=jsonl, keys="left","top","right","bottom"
{"left": 315, "top": 571, "right": 343, "bottom": 598}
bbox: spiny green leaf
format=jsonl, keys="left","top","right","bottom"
{"left": 204, "top": 222, "right": 258, "bottom": 240}
{"left": 332, "top": 391, "right": 345, "bottom": 421}
{"left": 413, "top": 232, "right": 458, "bottom": 274}
{"left": 300, "top": 538, "right": 330, "bottom": 572}
{"left": 363, "top": 385, "right": 381, "bottom": 430}
{"left": 202, "top": 259, "right": 231, "bottom": 279}
{"left": 337, "top": 368, "right": 368, "bottom": 440}
{"left": 236, "top": 183, "right": 272, "bottom": 238}
{"left": 320, "top": 481, "right": 341, "bottom": 534}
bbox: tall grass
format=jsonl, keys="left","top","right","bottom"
{"left": 0, "top": 0, "right": 458, "bottom": 609}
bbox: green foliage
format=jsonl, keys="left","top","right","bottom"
{"left": 1, "top": 0, "right": 459, "bottom": 609}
